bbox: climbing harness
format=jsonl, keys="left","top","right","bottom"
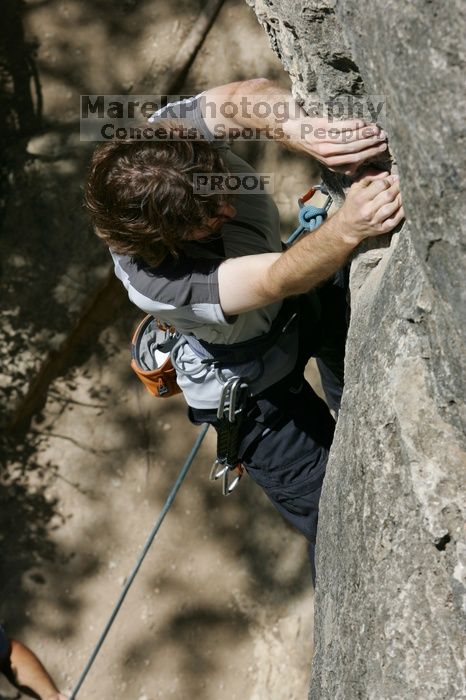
{"left": 68, "top": 423, "right": 209, "bottom": 700}
{"left": 286, "top": 184, "right": 332, "bottom": 245}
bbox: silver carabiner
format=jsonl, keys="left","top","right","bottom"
{"left": 314, "top": 184, "right": 332, "bottom": 214}
{"left": 222, "top": 464, "right": 243, "bottom": 495}
{"left": 227, "top": 376, "right": 244, "bottom": 422}
{"left": 210, "top": 459, "right": 243, "bottom": 495}
{"left": 216, "top": 375, "right": 248, "bottom": 421}
{"left": 210, "top": 458, "right": 228, "bottom": 481}
{"left": 217, "top": 375, "right": 238, "bottom": 420}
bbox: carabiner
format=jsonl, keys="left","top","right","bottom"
{"left": 217, "top": 375, "right": 238, "bottom": 420}
{"left": 210, "top": 458, "right": 229, "bottom": 481}
{"left": 222, "top": 463, "right": 244, "bottom": 495}
{"left": 227, "top": 376, "right": 245, "bottom": 422}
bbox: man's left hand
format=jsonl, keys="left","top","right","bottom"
{"left": 285, "top": 117, "right": 388, "bottom": 175}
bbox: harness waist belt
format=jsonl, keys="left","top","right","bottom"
{"left": 183, "top": 299, "right": 298, "bottom": 365}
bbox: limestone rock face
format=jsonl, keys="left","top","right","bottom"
{"left": 247, "top": 1, "right": 466, "bottom": 697}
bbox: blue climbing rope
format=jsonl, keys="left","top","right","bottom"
{"left": 286, "top": 184, "right": 332, "bottom": 245}
{"left": 69, "top": 423, "right": 209, "bottom": 700}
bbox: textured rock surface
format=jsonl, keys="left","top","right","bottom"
{"left": 247, "top": 1, "right": 466, "bottom": 698}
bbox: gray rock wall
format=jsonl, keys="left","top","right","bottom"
{"left": 247, "top": 1, "right": 466, "bottom": 698}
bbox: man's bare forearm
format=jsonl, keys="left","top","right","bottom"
{"left": 218, "top": 211, "right": 356, "bottom": 316}
{"left": 264, "top": 212, "right": 356, "bottom": 300}
{"left": 224, "top": 78, "right": 304, "bottom": 140}
{"left": 202, "top": 78, "right": 308, "bottom": 145}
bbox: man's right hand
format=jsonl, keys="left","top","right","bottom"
{"left": 218, "top": 170, "right": 404, "bottom": 316}
{"left": 336, "top": 170, "right": 404, "bottom": 245}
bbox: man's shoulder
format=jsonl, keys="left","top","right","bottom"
{"left": 111, "top": 250, "right": 222, "bottom": 311}
{"left": 149, "top": 93, "right": 230, "bottom": 149}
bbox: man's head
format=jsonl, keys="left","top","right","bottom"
{"left": 84, "top": 125, "right": 231, "bottom": 266}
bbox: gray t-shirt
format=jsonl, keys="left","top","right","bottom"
{"left": 112, "top": 95, "right": 297, "bottom": 408}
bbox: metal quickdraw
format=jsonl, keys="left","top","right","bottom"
{"left": 210, "top": 375, "right": 249, "bottom": 495}
{"left": 169, "top": 340, "right": 250, "bottom": 496}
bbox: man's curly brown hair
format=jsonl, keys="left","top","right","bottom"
{"left": 84, "top": 124, "right": 230, "bottom": 266}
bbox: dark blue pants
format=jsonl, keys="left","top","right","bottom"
{"left": 190, "top": 279, "right": 348, "bottom": 585}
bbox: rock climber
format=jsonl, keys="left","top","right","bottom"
{"left": 84, "top": 78, "right": 403, "bottom": 583}
{"left": 0, "top": 623, "right": 67, "bottom": 699}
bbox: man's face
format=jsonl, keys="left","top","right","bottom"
{"left": 188, "top": 202, "right": 237, "bottom": 240}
